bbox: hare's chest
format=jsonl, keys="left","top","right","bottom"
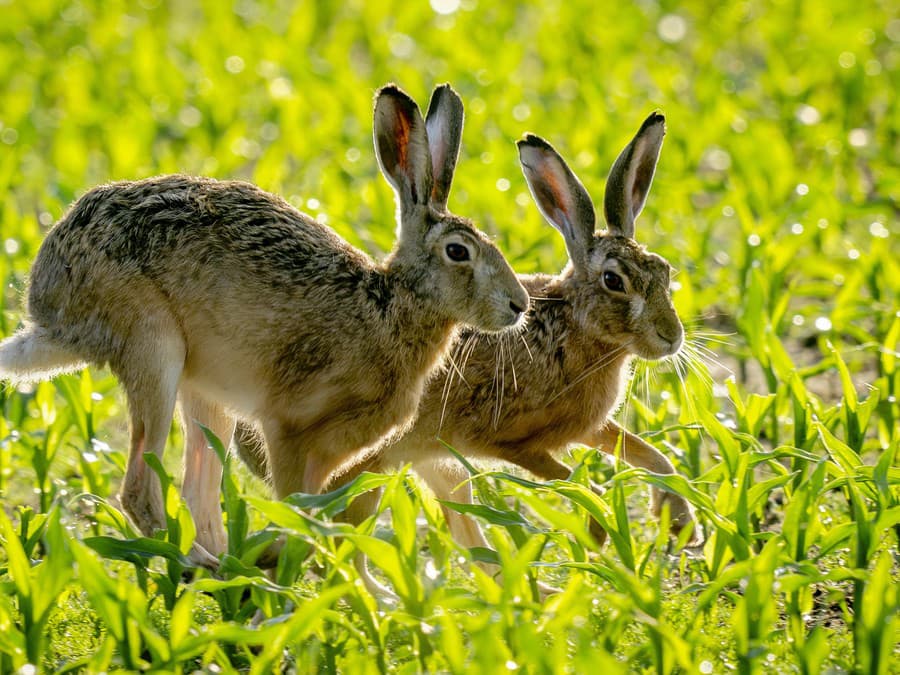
{"left": 506, "top": 375, "right": 622, "bottom": 448}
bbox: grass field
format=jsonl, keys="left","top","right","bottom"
{"left": 1, "top": 0, "right": 899, "bottom": 672}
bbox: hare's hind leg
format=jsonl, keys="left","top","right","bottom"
{"left": 264, "top": 415, "right": 369, "bottom": 498}
{"left": 116, "top": 332, "right": 185, "bottom": 549}
{"left": 414, "top": 459, "right": 505, "bottom": 581}
{"left": 180, "top": 389, "right": 235, "bottom": 564}
{"left": 414, "top": 459, "right": 491, "bottom": 552}
{"left": 418, "top": 458, "right": 563, "bottom": 598}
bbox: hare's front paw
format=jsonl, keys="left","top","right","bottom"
{"left": 651, "top": 489, "right": 700, "bottom": 545}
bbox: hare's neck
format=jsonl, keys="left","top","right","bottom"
{"left": 531, "top": 296, "right": 630, "bottom": 386}
{"left": 367, "top": 267, "right": 458, "bottom": 380}
{"left": 565, "top": 335, "right": 632, "bottom": 383}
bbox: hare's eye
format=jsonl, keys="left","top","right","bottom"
{"left": 445, "top": 243, "right": 470, "bottom": 262}
{"left": 603, "top": 270, "right": 626, "bottom": 293}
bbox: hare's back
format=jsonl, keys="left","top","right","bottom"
{"left": 64, "top": 176, "right": 358, "bottom": 267}
{"left": 29, "top": 175, "right": 373, "bottom": 340}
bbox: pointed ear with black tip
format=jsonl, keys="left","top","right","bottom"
{"left": 425, "top": 83, "right": 464, "bottom": 211}
{"left": 373, "top": 84, "right": 434, "bottom": 233}
{"left": 603, "top": 111, "right": 665, "bottom": 239}
{"left": 518, "top": 133, "right": 596, "bottom": 272}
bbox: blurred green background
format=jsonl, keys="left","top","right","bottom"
{"left": 3, "top": 0, "right": 896, "bottom": 291}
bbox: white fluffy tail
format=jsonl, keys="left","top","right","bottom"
{"left": 0, "top": 327, "right": 86, "bottom": 382}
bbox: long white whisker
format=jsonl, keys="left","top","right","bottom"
{"left": 439, "top": 369, "right": 454, "bottom": 429}
{"left": 674, "top": 352, "right": 699, "bottom": 421}
{"left": 445, "top": 343, "right": 470, "bottom": 388}
{"left": 546, "top": 342, "right": 631, "bottom": 405}
{"left": 680, "top": 349, "right": 716, "bottom": 390}
{"left": 617, "top": 357, "right": 638, "bottom": 465}
{"left": 440, "top": 333, "right": 481, "bottom": 430}
{"left": 643, "top": 360, "right": 652, "bottom": 409}
{"left": 688, "top": 328, "right": 734, "bottom": 341}
{"left": 459, "top": 332, "right": 478, "bottom": 374}
{"left": 683, "top": 338, "right": 726, "bottom": 360}
{"left": 507, "top": 332, "right": 519, "bottom": 393}
{"left": 439, "top": 340, "right": 463, "bottom": 430}
{"left": 680, "top": 337, "right": 730, "bottom": 381}
{"left": 519, "top": 332, "right": 535, "bottom": 363}
{"left": 492, "top": 337, "right": 505, "bottom": 429}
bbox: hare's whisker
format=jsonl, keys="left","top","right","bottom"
{"left": 644, "top": 361, "right": 654, "bottom": 408}
{"left": 686, "top": 331, "right": 734, "bottom": 346}
{"left": 677, "top": 355, "right": 709, "bottom": 391}
{"left": 518, "top": 332, "right": 535, "bottom": 363}
{"left": 684, "top": 338, "right": 726, "bottom": 359}
{"left": 680, "top": 339, "right": 730, "bottom": 380}
{"left": 497, "top": 345, "right": 503, "bottom": 428}
{"left": 490, "top": 339, "right": 503, "bottom": 429}
{"left": 445, "top": 344, "right": 470, "bottom": 387}
{"left": 682, "top": 350, "right": 717, "bottom": 389}
{"left": 440, "top": 333, "right": 482, "bottom": 430}
{"left": 546, "top": 343, "right": 631, "bottom": 404}
{"left": 674, "top": 353, "right": 703, "bottom": 421}
{"left": 459, "top": 333, "right": 478, "bottom": 375}
{"left": 439, "top": 358, "right": 458, "bottom": 431}
{"left": 506, "top": 333, "right": 519, "bottom": 393}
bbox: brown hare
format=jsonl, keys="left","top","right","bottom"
{"left": 0, "top": 83, "right": 529, "bottom": 569}
{"left": 235, "top": 111, "right": 700, "bottom": 594}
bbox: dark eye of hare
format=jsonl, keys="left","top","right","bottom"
{"left": 603, "top": 270, "right": 626, "bottom": 293}
{"left": 445, "top": 243, "right": 470, "bottom": 262}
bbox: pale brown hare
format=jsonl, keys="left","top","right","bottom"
{"left": 0, "top": 83, "right": 529, "bottom": 569}
{"left": 234, "top": 111, "right": 700, "bottom": 594}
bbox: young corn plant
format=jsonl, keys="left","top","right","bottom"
{"left": 0, "top": 507, "right": 73, "bottom": 669}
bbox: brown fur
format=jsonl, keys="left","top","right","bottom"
{"left": 330, "top": 114, "right": 698, "bottom": 594}
{"left": 0, "top": 83, "right": 529, "bottom": 567}
{"left": 234, "top": 114, "right": 700, "bottom": 599}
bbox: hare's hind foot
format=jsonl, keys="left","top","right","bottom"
{"left": 355, "top": 553, "right": 400, "bottom": 606}
{"left": 119, "top": 425, "right": 169, "bottom": 542}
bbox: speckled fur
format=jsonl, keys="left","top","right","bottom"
{"left": 0, "top": 84, "right": 529, "bottom": 567}
{"left": 315, "top": 114, "right": 701, "bottom": 594}
{"left": 235, "top": 115, "right": 700, "bottom": 597}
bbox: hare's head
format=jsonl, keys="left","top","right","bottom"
{"left": 518, "top": 113, "right": 683, "bottom": 360}
{"left": 375, "top": 84, "right": 529, "bottom": 333}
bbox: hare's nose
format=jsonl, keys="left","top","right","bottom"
{"left": 656, "top": 324, "right": 684, "bottom": 352}
{"left": 509, "top": 300, "right": 526, "bottom": 316}
{"left": 656, "top": 328, "right": 678, "bottom": 343}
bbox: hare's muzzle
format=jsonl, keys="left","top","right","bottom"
{"left": 654, "top": 323, "right": 684, "bottom": 357}
{"left": 504, "top": 285, "right": 530, "bottom": 328}
{"left": 478, "top": 284, "right": 529, "bottom": 333}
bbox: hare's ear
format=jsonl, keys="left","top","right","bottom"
{"left": 518, "top": 134, "right": 596, "bottom": 272}
{"left": 603, "top": 112, "right": 665, "bottom": 239}
{"left": 424, "top": 83, "right": 464, "bottom": 211}
{"left": 374, "top": 84, "right": 434, "bottom": 229}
